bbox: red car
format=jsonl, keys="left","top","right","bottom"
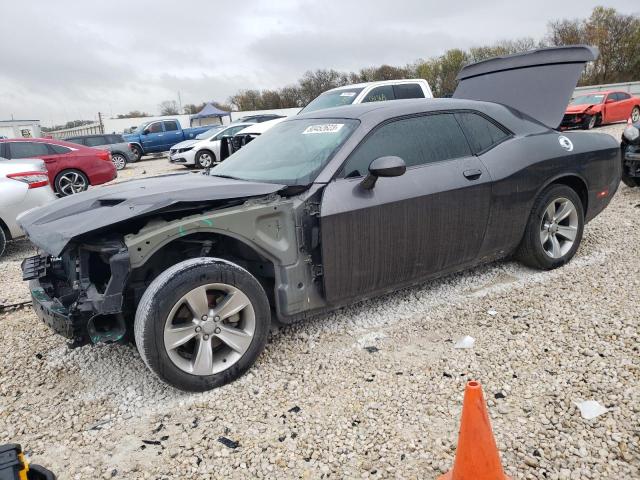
{"left": 0, "top": 138, "right": 117, "bottom": 196}
{"left": 561, "top": 90, "right": 640, "bottom": 130}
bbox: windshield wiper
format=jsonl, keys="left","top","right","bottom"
{"left": 209, "top": 174, "right": 243, "bottom": 181}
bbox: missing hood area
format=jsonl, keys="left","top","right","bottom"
{"left": 17, "top": 172, "right": 286, "bottom": 256}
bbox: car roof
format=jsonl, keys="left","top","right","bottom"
{"left": 575, "top": 91, "right": 616, "bottom": 96}
{"left": 325, "top": 79, "right": 425, "bottom": 92}
{"left": 294, "top": 98, "right": 496, "bottom": 121}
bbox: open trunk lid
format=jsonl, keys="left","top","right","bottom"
{"left": 453, "top": 45, "right": 598, "bottom": 129}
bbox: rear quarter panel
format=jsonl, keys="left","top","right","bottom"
{"left": 478, "top": 130, "right": 619, "bottom": 259}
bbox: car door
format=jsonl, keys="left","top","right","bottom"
{"left": 319, "top": 112, "right": 492, "bottom": 304}
{"left": 211, "top": 125, "right": 246, "bottom": 158}
{"left": 615, "top": 92, "right": 634, "bottom": 121}
{"left": 163, "top": 121, "right": 182, "bottom": 149}
{"left": 140, "top": 121, "right": 165, "bottom": 152}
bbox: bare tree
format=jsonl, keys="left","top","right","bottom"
{"left": 159, "top": 100, "right": 180, "bottom": 116}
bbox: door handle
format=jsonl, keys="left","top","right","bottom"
{"left": 463, "top": 169, "right": 482, "bottom": 180}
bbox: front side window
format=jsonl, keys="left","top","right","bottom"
{"left": 393, "top": 83, "right": 425, "bottom": 100}
{"left": 362, "top": 85, "right": 395, "bottom": 103}
{"left": 210, "top": 118, "right": 359, "bottom": 185}
{"left": 147, "top": 122, "right": 163, "bottom": 133}
{"left": 299, "top": 88, "right": 365, "bottom": 114}
{"left": 341, "top": 114, "right": 471, "bottom": 178}
{"left": 8, "top": 142, "right": 50, "bottom": 159}
{"left": 164, "top": 121, "right": 179, "bottom": 131}
{"left": 455, "top": 112, "right": 510, "bottom": 154}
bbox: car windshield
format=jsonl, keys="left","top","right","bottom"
{"left": 300, "top": 88, "right": 365, "bottom": 114}
{"left": 210, "top": 118, "right": 359, "bottom": 185}
{"left": 570, "top": 94, "right": 605, "bottom": 106}
{"left": 196, "top": 126, "right": 223, "bottom": 139}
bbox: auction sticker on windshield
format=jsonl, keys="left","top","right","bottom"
{"left": 302, "top": 124, "right": 344, "bottom": 134}
{"left": 340, "top": 92, "right": 356, "bottom": 97}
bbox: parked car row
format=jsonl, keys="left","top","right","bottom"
{"left": 66, "top": 134, "right": 137, "bottom": 170}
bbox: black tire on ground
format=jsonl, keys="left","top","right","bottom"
{"left": 0, "top": 227, "right": 6, "bottom": 258}
{"left": 111, "top": 153, "right": 127, "bottom": 170}
{"left": 516, "top": 184, "right": 585, "bottom": 270}
{"left": 195, "top": 150, "right": 216, "bottom": 169}
{"left": 621, "top": 173, "right": 640, "bottom": 188}
{"left": 129, "top": 145, "right": 142, "bottom": 162}
{"left": 582, "top": 115, "right": 597, "bottom": 130}
{"left": 134, "top": 258, "right": 271, "bottom": 392}
{"left": 54, "top": 169, "right": 89, "bottom": 196}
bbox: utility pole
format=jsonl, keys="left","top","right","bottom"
{"left": 178, "top": 91, "right": 182, "bottom": 113}
{"left": 98, "top": 112, "right": 104, "bottom": 134}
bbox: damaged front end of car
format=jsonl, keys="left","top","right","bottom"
{"left": 22, "top": 237, "right": 130, "bottom": 347}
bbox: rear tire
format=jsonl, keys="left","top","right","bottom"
{"left": 631, "top": 106, "right": 640, "bottom": 123}
{"left": 134, "top": 258, "right": 270, "bottom": 391}
{"left": 517, "top": 184, "right": 584, "bottom": 270}
{"left": 55, "top": 169, "right": 89, "bottom": 196}
{"left": 111, "top": 153, "right": 127, "bottom": 170}
{"left": 0, "top": 228, "right": 6, "bottom": 258}
{"left": 621, "top": 174, "right": 640, "bottom": 188}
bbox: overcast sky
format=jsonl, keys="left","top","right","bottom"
{"left": 0, "top": 0, "right": 635, "bottom": 126}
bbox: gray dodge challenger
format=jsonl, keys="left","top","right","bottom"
{"left": 18, "top": 46, "right": 620, "bottom": 391}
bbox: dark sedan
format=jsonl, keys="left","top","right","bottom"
{"left": 18, "top": 46, "right": 620, "bottom": 391}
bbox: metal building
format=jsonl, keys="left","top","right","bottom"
{"left": 0, "top": 119, "right": 42, "bottom": 139}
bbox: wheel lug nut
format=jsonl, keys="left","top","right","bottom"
{"left": 195, "top": 326, "right": 201, "bottom": 332}
{"left": 214, "top": 316, "right": 220, "bottom": 322}
{"left": 214, "top": 327, "right": 221, "bottom": 334}
{"left": 203, "top": 335, "right": 209, "bottom": 340}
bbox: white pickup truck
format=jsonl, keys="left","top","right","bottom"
{"left": 299, "top": 79, "right": 433, "bottom": 114}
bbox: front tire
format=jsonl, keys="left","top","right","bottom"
{"left": 517, "top": 184, "right": 584, "bottom": 270}
{"left": 583, "top": 115, "right": 597, "bottom": 130}
{"left": 195, "top": 150, "right": 215, "bottom": 169}
{"left": 55, "top": 169, "right": 89, "bottom": 196}
{"left": 134, "top": 258, "right": 270, "bottom": 391}
{"left": 129, "top": 145, "right": 142, "bottom": 162}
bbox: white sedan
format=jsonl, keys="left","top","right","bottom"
{"left": 169, "top": 123, "right": 251, "bottom": 169}
{"left": 0, "top": 158, "right": 57, "bottom": 257}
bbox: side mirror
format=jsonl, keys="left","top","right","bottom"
{"left": 361, "top": 156, "right": 406, "bottom": 190}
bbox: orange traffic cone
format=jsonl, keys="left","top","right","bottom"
{"left": 438, "top": 381, "right": 511, "bottom": 480}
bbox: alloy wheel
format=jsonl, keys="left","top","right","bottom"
{"left": 588, "top": 115, "right": 596, "bottom": 129}
{"left": 539, "top": 197, "right": 579, "bottom": 258}
{"left": 198, "top": 152, "right": 213, "bottom": 168}
{"left": 632, "top": 107, "right": 640, "bottom": 123}
{"left": 163, "top": 283, "right": 256, "bottom": 375}
{"left": 58, "top": 172, "right": 88, "bottom": 195}
{"left": 112, "top": 154, "right": 126, "bottom": 170}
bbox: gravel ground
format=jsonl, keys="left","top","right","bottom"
{"left": 0, "top": 124, "right": 638, "bottom": 479}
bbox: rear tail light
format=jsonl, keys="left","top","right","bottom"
{"left": 7, "top": 171, "right": 49, "bottom": 189}
{"left": 97, "top": 150, "right": 111, "bottom": 162}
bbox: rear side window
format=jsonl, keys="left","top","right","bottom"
{"left": 617, "top": 92, "right": 631, "bottom": 100}
{"left": 49, "top": 144, "right": 72, "bottom": 154}
{"left": 85, "top": 136, "right": 106, "bottom": 147}
{"left": 107, "top": 135, "right": 124, "bottom": 143}
{"left": 164, "top": 121, "right": 179, "bottom": 131}
{"left": 362, "top": 85, "right": 395, "bottom": 103}
{"left": 341, "top": 113, "right": 471, "bottom": 177}
{"left": 393, "top": 83, "right": 425, "bottom": 99}
{"left": 8, "top": 142, "right": 50, "bottom": 159}
{"left": 455, "top": 112, "right": 510, "bottom": 154}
